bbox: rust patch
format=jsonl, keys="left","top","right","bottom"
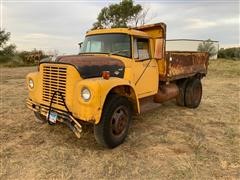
{"left": 154, "top": 38, "right": 165, "bottom": 59}
{"left": 55, "top": 55, "right": 125, "bottom": 79}
{"left": 164, "top": 51, "right": 209, "bottom": 80}
{"left": 57, "top": 55, "right": 124, "bottom": 67}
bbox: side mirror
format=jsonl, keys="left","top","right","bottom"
{"left": 78, "top": 42, "right": 83, "bottom": 48}
{"left": 78, "top": 42, "right": 83, "bottom": 53}
{"left": 154, "top": 39, "right": 165, "bottom": 59}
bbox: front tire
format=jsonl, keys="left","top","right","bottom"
{"left": 94, "top": 94, "right": 132, "bottom": 148}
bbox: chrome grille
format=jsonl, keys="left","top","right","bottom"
{"left": 42, "top": 65, "right": 67, "bottom": 106}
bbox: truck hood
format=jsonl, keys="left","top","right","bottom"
{"left": 56, "top": 55, "right": 125, "bottom": 79}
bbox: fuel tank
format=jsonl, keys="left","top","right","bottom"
{"left": 153, "top": 83, "right": 179, "bottom": 103}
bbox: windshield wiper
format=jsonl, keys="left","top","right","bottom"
{"left": 109, "top": 50, "right": 129, "bottom": 56}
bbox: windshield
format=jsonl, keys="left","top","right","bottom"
{"left": 80, "top": 34, "right": 131, "bottom": 58}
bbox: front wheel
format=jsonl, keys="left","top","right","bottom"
{"left": 94, "top": 94, "right": 132, "bottom": 148}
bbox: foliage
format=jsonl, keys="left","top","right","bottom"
{"left": 0, "top": 30, "right": 11, "bottom": 47}
{"left": 92, "top": 0, "right": 143, "bottom": 29}
{"left": 0, "top": 30, "right": 16, "bottom": 61}
{"left": 0, "top": 56, "right": 25, "bottom": 67}
{"left": 197, "top": 39, "right": 217, "bottom": 58}
{"left": 131, "top": 7, "right": 149, "bottom": 27}
{"left": 218, "top": 47, "right": 240, "bottom": 60}
{"left": 0, "top": 29, "right": 51, "bottom": 67}
{"left": 17, "top": 49, "right": 48, "bottom": 64}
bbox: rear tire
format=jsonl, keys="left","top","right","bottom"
{"left": 176, "top": 79, "right": 189, "bottom": 106}
{"left": 185, "top": 78, "right": 202, "bottom": 108}
{"left": 34, "top": 112, "right": 46, "bottom": 123}
{"left": 94, "top": 94, "right": 132, "bottom": 148}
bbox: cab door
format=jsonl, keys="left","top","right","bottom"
{"left": 132, "top": 37, "right": 159, "bottom": 97}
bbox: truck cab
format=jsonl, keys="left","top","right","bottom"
{"left": 82, "top": 29, "right": 160, "bottom": 95}
{"left": 26, "top": 23, "right": 208, "bottom": 148}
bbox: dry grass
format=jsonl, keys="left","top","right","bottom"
{"left": 0, "top": 59, "right": 239, "bottom": 179}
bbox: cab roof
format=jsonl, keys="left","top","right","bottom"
{"left": 86, "top": 28, "right": 150, "bottom": 38}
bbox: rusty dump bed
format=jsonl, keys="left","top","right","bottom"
{"left": 160, "top": 51, "right": 209, "bottom": 81}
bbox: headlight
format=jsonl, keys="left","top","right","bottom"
{"left": 29, "top": 79, "right": 34, "bottom": 89}
{"left": 81, "top": 87, "right": 91, "bottom": 101}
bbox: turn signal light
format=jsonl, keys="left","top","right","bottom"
{"left": 102, "top": 71, "right": 110, "bottom": 80}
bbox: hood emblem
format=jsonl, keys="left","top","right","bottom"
{"left": 114, "top": 71, "right": 120, "bottom": 75}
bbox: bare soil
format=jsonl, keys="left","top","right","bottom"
{"left": 0, "top": 59, "right": 239, "bottom": 179}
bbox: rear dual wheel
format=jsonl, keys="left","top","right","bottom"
{"left": 185, "top": 78, "right": 202, "bottom": 108}
{"left": 176, "top": 79, "right": 189, "bottom": 106}
{"left": 176, "top": 78, "right": 202, "bottom": 108}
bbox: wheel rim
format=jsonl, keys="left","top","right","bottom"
{"left": 110, "top": 105, "right": 129, "bottom": 137}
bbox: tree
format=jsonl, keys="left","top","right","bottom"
{"left": 131, "top": 7, "right": 149, "bottom": 27}
{"left": 92, "top": 0, "right": 143, "bottom": 29}
{"left": 0, "top": 30, "right": 16, "bottom": 57}
{"left": 197, "top": 39, "right": 217, "bottom": 58}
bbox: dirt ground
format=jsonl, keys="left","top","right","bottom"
{"left": 0, "top": 59, "right": 239, "bottom": 179}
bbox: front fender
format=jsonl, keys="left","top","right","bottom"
{"left": 73, "top": 77, "right": 139, "bottom": 124}
{"left": 26, "top": 72, "right": 42, "bottom": 103}
{"left": 97, "top": 78, "right": 139, "bottom": 114}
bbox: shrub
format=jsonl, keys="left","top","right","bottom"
{"left": 218, "top": 47, "right": 240, "bottom": 60}
{"left": 0, "top": 56, "right": 26, "bottom": 67}
{"left": 198, "top": 39, "right": 217, "bottom": 58}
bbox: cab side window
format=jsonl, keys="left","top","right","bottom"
{"left": 134, "top": 38, "right": 150, "bottom": 60}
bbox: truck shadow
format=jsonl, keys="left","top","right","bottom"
{"left": 25, "top": 100, "right": 210, "bottom": 153}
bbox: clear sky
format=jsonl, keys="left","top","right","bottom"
{"left": 2, "top": 0, "right": 239, "bottom": 55}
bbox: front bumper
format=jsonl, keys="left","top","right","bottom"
{"left": 27, "top": 98, "right": 68, "bottom": 118}
{"left": 26, "top": 98, "right": 82, "bottom": 138}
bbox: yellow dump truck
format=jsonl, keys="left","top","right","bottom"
{"left": 26, "top": 23, "right": 209, "bottom": 148}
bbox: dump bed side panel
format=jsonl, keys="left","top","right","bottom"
{"left": 161, "top": 51, "right": 209, "bottom": 81}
